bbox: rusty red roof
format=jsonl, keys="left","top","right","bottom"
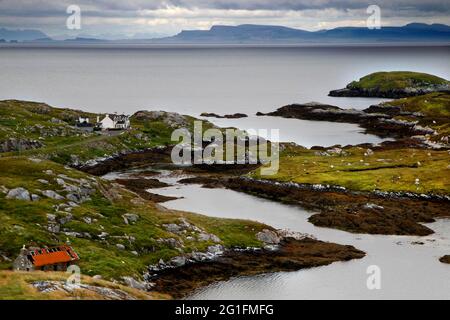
{"left": 29, "top": 245, "right": 79, "bottom": 267}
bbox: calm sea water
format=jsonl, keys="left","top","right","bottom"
{"left": 1, "top": 45, "right": 449, "bottom": 146}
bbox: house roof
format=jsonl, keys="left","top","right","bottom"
{"left": 102, "top": 114, "right": 128, "bottom": 121}
{"left": 29, "top": 245, "right": 79, "bottom": 267}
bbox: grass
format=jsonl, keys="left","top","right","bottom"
{"left": 252, "top": 145, "right": 450, "bottom": 195}
{"left": 0, "top": 156, "right": 267, "bottom": 282}
{"left": 385, "top": 92, "right": 450, "bottom": 118}
{"left": 381, "top": 92, "right": 450, "bottom": 141}
{"left": 0, "top": 100, "right": 183, "bottom": 165}
{"left": 348, "top": 71, "right": 449, "bottom": 91}
{"left": 0, "top": 271, "right": 167, "bottom": 300}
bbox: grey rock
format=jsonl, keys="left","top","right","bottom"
{"left": 123, "top": 213, "right": 139, "bottom": 224}
{"left": 37, "top": 179, "right": 49, "bottom": 185}
{"left": 42, "top": 190, "right": 64, "bottom": 200}
{"left": 207, "top": 245, "right": 224, "bottom": 255}
{"left": 63, "top": 231, "right": 82, "bottom": 238}
{"left": 116, "top": 244, "right": 125, "bottom": 250}
{"left": 131, "top": 251, "right": 139, "bottom": 256}
{"left": 277, "top": 229, "right": 311, "bottom": 241}
{"left": 256, "top": 229, "right": 281, "bottom": 245}
{"left": 66, "top": 193, "right": 80, "bottom": 203}
{"left": 170, "top": 256, "right": 187, "bottom": 267}
{"left": 92, "top": 275, "right": 102, "bottom": 280}
{"left": 198, "top": 233, "right": 221, "bottom": 243}
{"left": 190, "top": 252, "right": 209, "bottom": 262}
{"left": 98, "top": 232, "right": 109, "bottom": 239}
{"left": 58, "top": 213, "right": 73, "bottom": 225}
{"left": 82, "top": 217, "right": 92, "bottom": 224}
{"left": 47, "top": 223, "right": 60, "bottom": 233}
{"left": 6, "top": 187, "right": 31, "bottom": 201}
{"left": 56, "top": 178, "right": 66, "bottom": 186}
{"left": 46, "top": 213, "right": 56, "bottom": 222}
{"left": 363, "top": 203, "right": 384, "bottom": 210}
{"left": 31, "top": 194, "right": 40, "bottom": 201}
{"left": 121, "top": 276, "right": 148, "bottom": 291}
{"left": 163, "top": 223, "right": 181, "bottom": 233}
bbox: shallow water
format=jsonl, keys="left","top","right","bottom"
{"left": 150, "top": 175, "right": 450, "bottom": 300}
{"left": 203, "top": 115, "right": 389, "bottom": 147}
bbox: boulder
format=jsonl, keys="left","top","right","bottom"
{"left": 121, "top": 276, "right": 148, "bottom": 291}
{"left": 47, "top": 223, "right": 60, "bottom": 233}
{"left": 116, "top": 244, "right": 125, "bottom": 250}
{"left": 163, "top": 223, "right": 181, "bottom": 233}
{"left": 198, "top": 233, "right": 221, "bottom": 243}
{"left": 256, "top": 229, "right": 281, "bottom": 245}
{"left": 207, "top": 245, "right": 224, "bottom": 255}
{"left": 123, "top": 213, "right": 139, "bottom": 224}
{"left": 6, "top": 187, "right": 31, "bottom": 201}
{"left": 41, "top": 190, "right": 64, "bottom": 200}
{"left": 170, "top": 256, "right": 187, "bottom": 267}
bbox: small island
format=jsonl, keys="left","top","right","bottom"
{"left": 200, "top": 112, "right": 248, "bottom": 119}
{"left": 329, "top": 71, "right": 450, "bottom": 98}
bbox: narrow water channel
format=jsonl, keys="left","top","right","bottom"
{"left": 149, "top": 172, "right": 450, "bottom": 300}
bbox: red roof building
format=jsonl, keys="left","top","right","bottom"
{"left": 13, "top": 245, "right": 80, "bottom": 271}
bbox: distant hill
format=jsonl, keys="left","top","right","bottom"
{"left": 155, "top": 23, "right": 450, "bottom": 44}
{"left": 2, "top": 23, "right": 450, "bottom": 44}
{"left": 0, "top": 27, "right": 48, "bottom": 41}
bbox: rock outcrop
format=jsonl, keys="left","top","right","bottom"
{"left": 0, "top": 138, "right": 43, "bottom": 152}
{"left": 6, "top": 187, "right": 31, "bottom": 201}
{"left": 200, "top": 112, "right": 248, "bottom": 119}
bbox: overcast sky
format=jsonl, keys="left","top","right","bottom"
{"left": 0, "top": 0, "right": 449, "bottom": 38}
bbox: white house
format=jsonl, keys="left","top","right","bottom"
{"left": 97, "top": 114, "right": 130, "bottom": 130}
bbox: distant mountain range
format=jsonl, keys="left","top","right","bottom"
{"left": 1, "top": 23, "right": 450, "bottom": 44}
{"left": 158, "top": 23, "right": 450, "bottom": 44}
{"left": 0, "top": 27, "right": 47, "bottom": 41}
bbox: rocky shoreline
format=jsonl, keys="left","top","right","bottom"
{"left": 328, "top": 87, "right": 449, "bottom": 99}
{"left": 178, "top": 175, "right": 450, "bottom": 236}
{"left": 114, "top": 178, "right": 178, "bottom": 203}
{"left": 200, "top": 112, "right": 248, "bottom": 119}
{"left": 147, "top": 237, "right": 364, "bottom": 299}
{"left": 257, "top": 102, "right": 443, "bottom": 142}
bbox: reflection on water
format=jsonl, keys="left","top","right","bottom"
{"left": 151, "top": 178, "right": 450, "bottom": 300}
{"left": 203, "top": 115, "right": 390, "bottom": 147}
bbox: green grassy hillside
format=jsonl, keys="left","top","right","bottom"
{"left": 252, "top": 145, "right": 450, "bottom": 195}
{"left": 0, "top": 100, "right": 268, "bottom": 288}
{"left": 348, "top": 71, "right": 449, "bottom": 91}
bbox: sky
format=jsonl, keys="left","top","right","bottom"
{"left": 0, "top": 0, "right": 449, "bottom": 39}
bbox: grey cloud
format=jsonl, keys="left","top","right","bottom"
{"left": 0, "top": 0, "right": 449, "bottom": 36}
